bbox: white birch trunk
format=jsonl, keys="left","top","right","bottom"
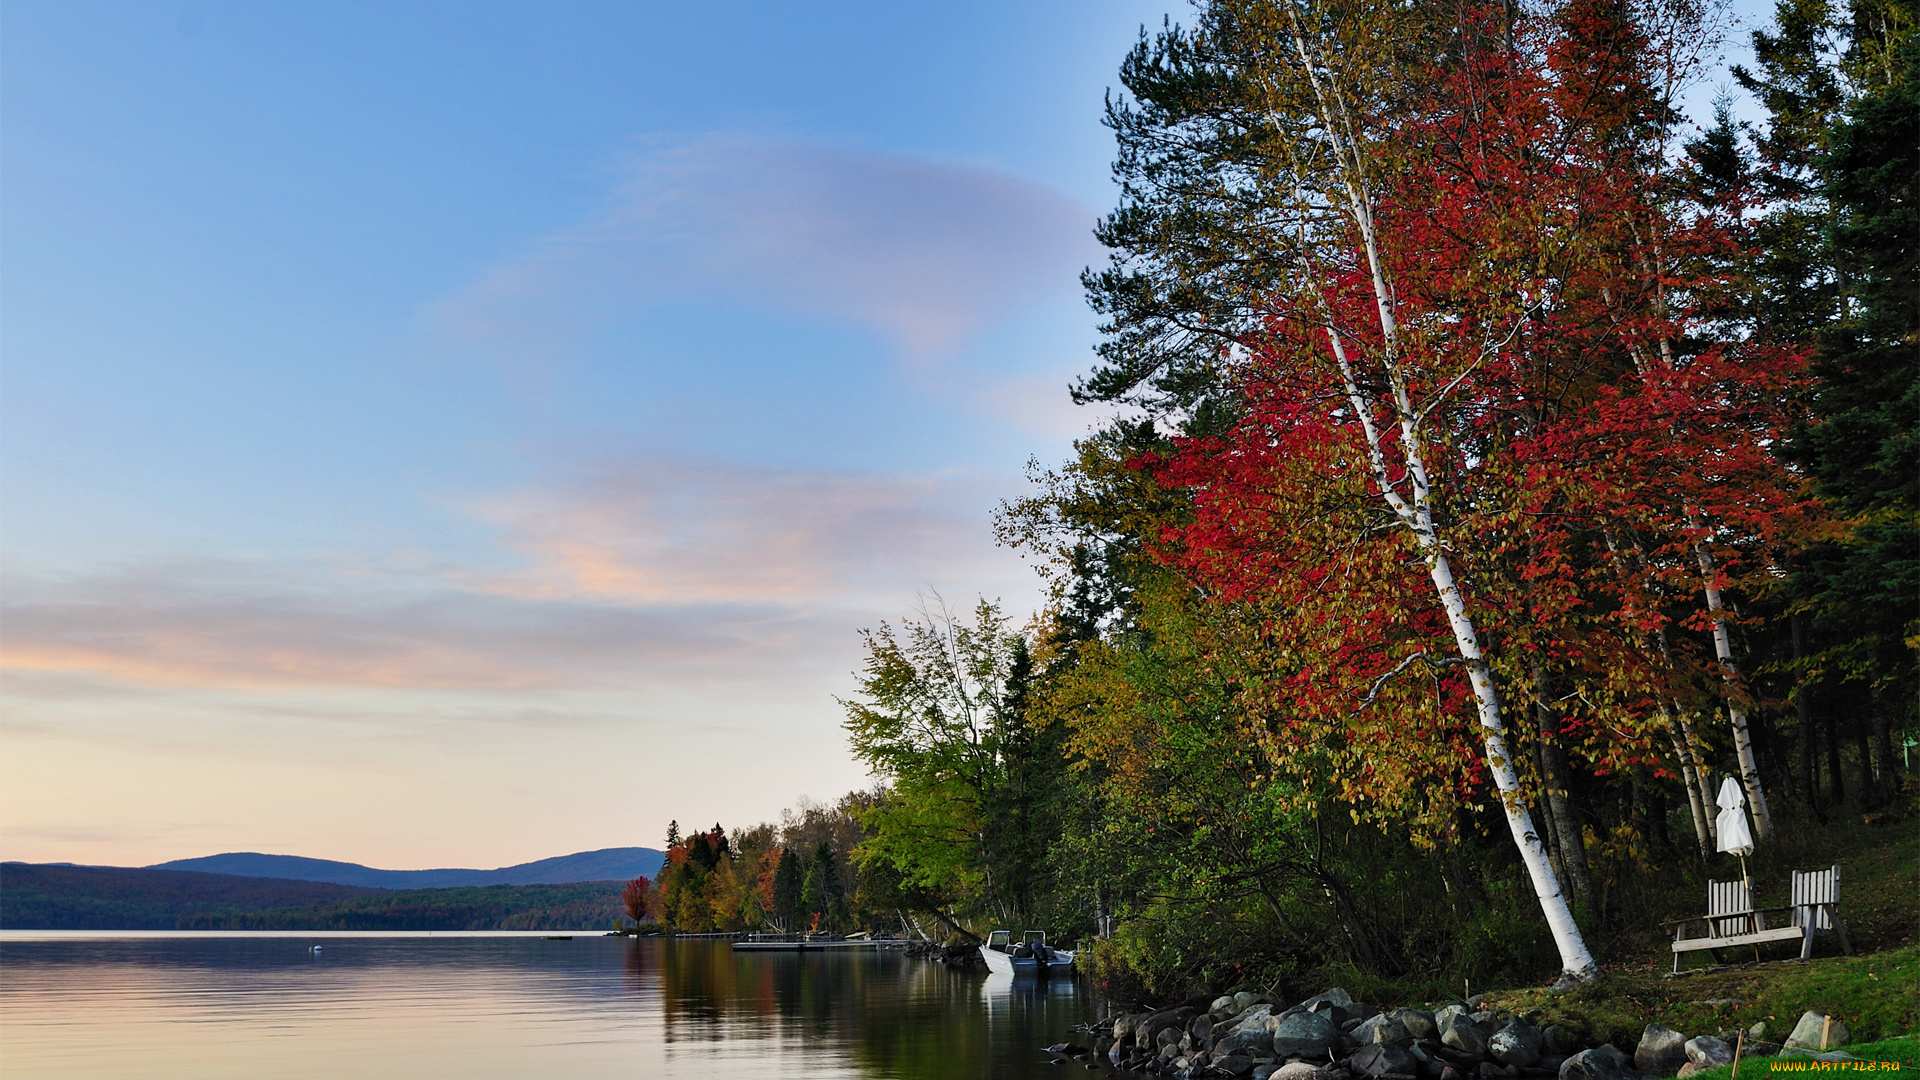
{"left": 1287, "top": 9, "right": 1599, "bottom": 982}
{"left": 1692, "top": 534, "right": 1774, "bottom": 841}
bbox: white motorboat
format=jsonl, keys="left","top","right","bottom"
{"left": 979, "top": 930, "right": 1076, "bottom": 976}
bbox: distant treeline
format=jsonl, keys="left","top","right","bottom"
{"left": 1, "top": 863, "right": 624, "bottom": 931}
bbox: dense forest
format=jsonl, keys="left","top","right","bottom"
{"left": 641, "top": 0, "right": 1915, "bottom": 999}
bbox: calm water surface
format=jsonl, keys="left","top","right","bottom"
{"left": 0, "top": 933, "right": 1108, "bottom": 1078}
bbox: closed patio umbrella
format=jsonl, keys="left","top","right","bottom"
{"left": 1716, "top": 776, "right": 1756, "bottom": 893}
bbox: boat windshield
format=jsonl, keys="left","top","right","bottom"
{"left": 986, "top": 930, "right": 1011, "bottom": 949}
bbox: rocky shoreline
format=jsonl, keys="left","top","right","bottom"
{"left": 1061, "top": 987, "right": 1862, "bottom": 1079}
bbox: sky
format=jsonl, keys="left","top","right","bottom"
{"left": 1, "top": 0, "right": 1775, "bottom": 871}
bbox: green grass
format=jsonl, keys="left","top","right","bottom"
{"left": 1485, "top": 946, "right": 1919, "bottom": 1052}
{"left": 1667, "top": 1037, "right": 1919, "bottom": 1080}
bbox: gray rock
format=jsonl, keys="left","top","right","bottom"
{"left": 1746, "top": 1023, "right": 1766, "bottom": 1041}
{"left": 1299, "top": 989, "right": 1356, "bottom": 1012}
{"left": 1542, "top": 1025, "right": 1581, "bottom": 1057}
{"left": 1784, "top": 1012, "right": 1849, "bottom": 1051}
{"left": 1634, "top": 1025, "right": 1687, "bottom": 1076}
{"left": 1440, "top": 1013, "right": 1490, "bottom": 1059}
{"left": 1254, "top": 1067, "right": 1279, "bottom": 1080}
{"left": 1490, "top": 1020, "right": 1542, "bottom": 1067}
{"left": 1559, "top": 1050, "right": 1634, "bottom": 1080}
{"left": 1435, "top": 1005, "right": 1473, "bottom": 1033}
{"left": 1397, "top": 1010, "right": 1440, "bottom": 1042}
{"left": 1275, "top": 1009, "right": 1342, "bottom": 1057}
{"left": 1274, "top": 1064, "right": 1332, "bottom": 1080}
{"left": 1214, "top": 995, "right": 1242, "bottom": 1019}
{"left": 1219, "top": 1027, "right": 1277, "bottom": 1058}
{"left": 1218, "top": 1055, "right": 1258, "bottom": 1076}
{"left": 1234, "top": 991, "right": 1264, "bottom": 1013}
{"left": 1238, "top": 1006, "right": 1278, "bottom": 1030}
{"left": 1684, "top": 1037, "right": 1732, "bottom": 1067}
{"left": 1472, "top": 1012, "right": 1501, "bottom": 1026}
{"left": 1191, "top": 1015, "right": 1216, "bottom": 1044}
{"left": 1353, "top": 1043, "right": 1421, "bottom": 1078}
{"left": 1539, "top": 1055, "right": 1567, "bottom": 1075}
{"left": 1357, "top": 1015, "right": 1413, "bottom": 1046}
{"left": 1596, "top": 1045, "right": 1633, "bottom": 1071}
{"left": 1141, "top": 1008, "right": 1195, "bottom": 1050}
{"left": 1159, "top": 1025, "right": 1185, "bottom": 1049}
{"left": 1113, "top": 1013, "right": 1145, "bottom": 1043}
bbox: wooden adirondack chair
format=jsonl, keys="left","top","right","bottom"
{"left": 1666, "top": 879, "right": 1806, "bottom": 973}
{"left": 1788, "top": 865, "right": 1853, "bottom": 959}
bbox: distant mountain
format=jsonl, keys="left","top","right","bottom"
{"left": 0, "top": 863, "right": 624, "bottom": 931}
{"left": 146, "top": 847, "right": 665, "bottom": 889}
{"left": 0, "top": 864, "right": 382, "bottom": 929}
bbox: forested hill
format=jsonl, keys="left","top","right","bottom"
{"left": 148, "top": 847, "right": 664, "bottom": 889}
{"left": 0, "top": 863, "right": 625, "bottom": 930}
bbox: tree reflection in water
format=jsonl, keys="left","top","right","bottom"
{"left": 649, "top": 939, "right": 1098, "bottom": 1078}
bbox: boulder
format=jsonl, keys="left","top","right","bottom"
{"left": 1596, "top": 1045, "right": 1633, "bottom": 1071}
{"left": 1353, "top": 1043, "right": 1422, "bottom": 1078}
{"left": 1142, "top": 1007, "right": 1196, "bottom": 1050}
{"left": 1299, "top": 989, "right": 1357, "bottom": 1012}
{"left": 1482, "top": 1014, "right": 1543, "bottom": 1068}
{"left": 1218, "top": 1027, "right": 1277, "bottom": 1058}
{"left": 1235, "top": 991, "right": 1266, "bottom": 1013}
{"left": 1274, "top": 1009, "right": 1342, "bottom": 1058}
{"left": 1472, "top": 1012, "right": 1501, "bottom": 1027}
{"left": 1440, "top": 1013, "right": 1490, "bottom": 1059}
{"left": 1397, "top": 1010, "right": 1441, "bottom": 1042}
{"left": 1218, "top": 1054, "right": 1259, "bottom": 1076}
{"left": 1357, "top": 1015, "right": 1413, "bottom": 1046}
{"left": 1158, "top": 1025, "right": 1185, "bottom": 1050}
{"left": 1539, "top": 1055, "right": 1567, "bottom": 1075}
{"left": 1221, "top": 1005, "right": 1273, "bottom": 1034}
{"left": 1559, "top": 1049, "right": 1634, "bottom": 1080}
{"left": 1541, "top": 1025, "right": 1581, "bottom": 1057}
{"left": 1476, "top": 1063, "right": 1507, "bottom": 1080}
{"left": 1435, "top": 1005, "right": 1473, "bottom": 1032}
{"left": 1784, "top": 1012, "right": 1849, "bottom": 1051}
{"left": 1254, "top": 1067, "right": 1280, "bottom": 1080}
{"left": 1114, "top": 1013, "right": 1147, "bottom": 1044}
{"left": 1275, "top": 1063, "right": 1335, "bottom": 1080}
{"left": 1191, "top": 1015, "right": 1216, "bottom": 1044}
{"left": 1214, "top": 995, "right": 1243, "bottom": 1019}
{"left": 1490, "top": 1020, "right": 1542, "bottom": 1068}
{"left": 1746, "top": 1023, "right": 1767, "bottom": 1042}
{"left": 1634, "top": 1025, "right": 1687, "bottom": 1076}
{"left": 1684, "top": 1037, "right": 1733, "bottom": 1068}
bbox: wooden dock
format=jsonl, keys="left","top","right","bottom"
{"left": 730, "top": 935, "right": 907, "bottom": 952}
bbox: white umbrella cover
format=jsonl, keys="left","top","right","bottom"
{"left": 1715, "top": 776, "right": 1756, "bottom": 857}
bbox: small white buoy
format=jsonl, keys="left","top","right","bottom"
{"left": 309, "top": 945, "right": 322, "bottom": 953}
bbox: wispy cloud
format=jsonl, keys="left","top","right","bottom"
{"left": 0, "top": 560, "right": 767, "bottom": 692}
{"left": 468, "top": 457, "right": 1012, "bottom": 606}
{"left": 0, "top": 458, "right": 1032, "bottom": 695}
{"left": 429, "top": 137, "right": 1100, "bottom": 365}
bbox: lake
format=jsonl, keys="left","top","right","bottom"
{"left": 0, "top": 932, "right": 1109, "bottom": 1078}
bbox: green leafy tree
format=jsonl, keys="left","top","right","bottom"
{"left": 842, "top": 597, "right": 1063, "bottom": 933}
